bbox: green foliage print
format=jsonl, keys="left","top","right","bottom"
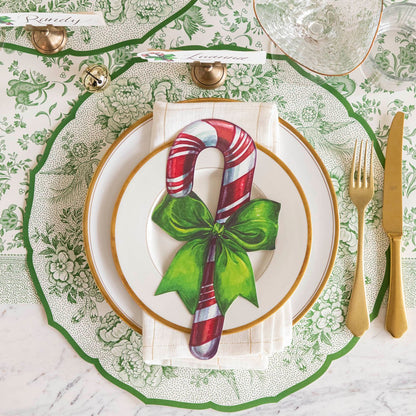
{"left": 91, "top": 64, "right": 294, "bottom": 150}
{"left": 0, "top": 204, "right": 24, "bottom": 252}
{"left": 95, "top": 77, "right": 182, "bottom": 143}
{"left": 323, "top": 75, "right": 356, "bottom": 97}
{"left": 188, "top": 367, "right": 264, "bottom": 399}
{"left": 403, "top": 207, "right": 416, "bottom": 252}
{"left": 200, "top": 0, "right": 234, "bottom": 17}
{"left": 6, "top": 63, "right": 75, "bottom": 118}
{"left": 171, "top": 5, "right": 212, "bottom": 40}
{"left": 225, "top": 64, "right": 276, "bottom": 101}
{"left": 283, "top": 271, "right": 350, "bottom": 371}
{"left": 79, "top": 45, "right": 137, "bottom": 74}
{"left": 0, "top": 15, "right": 13, "bottom": 25}
{"left": 282, "top": 94, "right": 353, "bottom": 151}
{"left": 40, "top": 131, "right": 106, "bottom": 203}
{"left": 375, "top": 121, "right": 416, "bottom": 205}
{"left": 351, "top": 96, "right": 382, "bottom": 121}
{"left": 96, "top": 311, "right": 177, "bottom": 388}
{"left": 191, "top": 369, "right": 240, "bottom": 398}
{"left": 374, "top": 30, "right": 416, "bottom": 80}
{"left": 95, "top": 77, "right": 153, "bottom": 142}
{"left": 0, "top": 116, "right": 16, "bottom": 135}
{"left": 7, "top": 70, "right": 51, "bottom": 108}
{"left": 403, "top": 126, "right": 416, "bottom": 198}
{"left": 0, "top": 138, "right": 31, "bottom": 199}
{"left": 41, "top": 55, "right": 74, "bottom": 73}
{"left": 387, "top": 99, "right": 416, "bottom": 119}
{"left": 190, "top": 63, "right": 286, "bottom": 106}
{"left": 100, "top": 0, "right": 175, "bottom": 24}
{"left": 18, "top": 128, "right": 51, "bottom": 151}
{"left": 31, "top": 208, "right": 104, "bottom": 323}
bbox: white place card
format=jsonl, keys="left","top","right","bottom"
{"left": 137, "top": 50, "right": 266, "bottom": 64}
{"left": 0, "top": 12, "right": 105, "bottom": 27}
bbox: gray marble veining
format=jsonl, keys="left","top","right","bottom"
{"left": 0, "top": 305, "right": 415, "bottom": 416}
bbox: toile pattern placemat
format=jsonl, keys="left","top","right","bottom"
{"left": 0, "top": 0, "right": 414, "bottom": 409}
{"left": 24, "top": 55, "right": 389, "bottom": 410}
{"left": 1, "top": 1, "right": 416, "bottom": 306}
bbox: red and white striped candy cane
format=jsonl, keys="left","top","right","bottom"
{"left": 166, "top": 119, "right": 257, "bottom": 360}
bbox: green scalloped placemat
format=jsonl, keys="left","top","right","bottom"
{"left": 23, "top": 54, "right": 389, "bottom": 411}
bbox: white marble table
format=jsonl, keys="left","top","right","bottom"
{"left": 1, "top": 304, "right": 415, "bottom": 415}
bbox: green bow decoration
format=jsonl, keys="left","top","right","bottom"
{"left": 152, "top": 192, "right": 280, "bottom": 315}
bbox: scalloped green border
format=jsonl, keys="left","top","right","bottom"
{"left": 22, "top": 48, "right": 390, "bottom": 411}
{"left": 0, "top": 1, "right": 197, "bottom": 57}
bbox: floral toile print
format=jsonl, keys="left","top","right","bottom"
{"left": 97, "top": 311, "right": 177, "bottom": 387}
{"left": 0, "top": 0, "right": 415, "bottom": 410}
{"left": 0, "top": 0, "right": 193, "bottom": 51}
{"left": 95, "top": 78, "right": 153, "bottom": 142}
{"left": 374, "top": 30, "right": 416, "bottom": 80}
{"left": 40, "top": 132, "right": 106, "bottom": 202}
{"left": 31, "top": 207, "right": 104, "bottom": 323}
{"left": 282, "top": 93, "right": 353, "bottom": 151}
{"left": 25, "top": 55, "right": 389, "bottom": 408}
{"left": 0, "top": 0, "right": 287, "bottom": 54}
{"left": 0, "top": 203, "right": 23, "bottom": 252}
{"left": 94, "top": 77, "right": 183, "bottom": 143}
{"left": 102, "top": 0, "right": 176, "bottom": 24}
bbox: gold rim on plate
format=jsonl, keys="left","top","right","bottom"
{"left": 83, "top": 113, "right": 152, "bottom": 334}
{"left": 110, "top": 139, "right": 312, "bottom": 335}
{"left": 280, "top": 118, "right": 339, "bottom": 322}
{"left": 84, "top": 100, "right": 339, "bottom": 334}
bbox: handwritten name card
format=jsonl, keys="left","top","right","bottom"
{"left": 137, "top": 50, "right": 266, "bottom": 64}
{"left": 0, "top": 12, "right": 105, "bottom": 27}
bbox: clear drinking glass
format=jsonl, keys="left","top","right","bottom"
{"left": 362, "top": 3, "right": 416, "bottom": 91}
{"left": 254, "top": 0, "right": 383, "bottom": 76}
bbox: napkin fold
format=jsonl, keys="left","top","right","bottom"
{"left": 142, "top": 101, "right": 292, "bottom": 369}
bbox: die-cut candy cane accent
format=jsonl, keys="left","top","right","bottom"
{"left": 152, "top": 119, "right": 281, "bottom": 360}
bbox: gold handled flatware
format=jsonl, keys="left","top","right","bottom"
{"left": 346, "top": 140, "right": 374, "bottom": 337}
{"left": 383, "top": 112, "right": 408, "bottom": 338}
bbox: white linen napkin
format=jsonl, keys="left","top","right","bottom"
{"left": 142, "top": 101, "right": 292, "bottom": 369}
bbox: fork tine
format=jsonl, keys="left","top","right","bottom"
{"left": 363, "top": 141, "right": 368, "bottom": 188}
{"left": 347, "top": 139, "right": 374, "bottom": 337}
{"left": 350, "top": 139, "right": 358, "bottom": 188}
{"left": 357, "top": 140, "right": 363, "bottom": 188}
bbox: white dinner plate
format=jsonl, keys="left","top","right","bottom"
{"left": 112, "top": 140, "right": 311, "bottom": 333}
{"left": 84, "top": 114, "right": 338, "bottom": 334}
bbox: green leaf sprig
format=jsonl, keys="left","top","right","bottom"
{"left": 152, "top": 192, "right": 280, "bottom": 315}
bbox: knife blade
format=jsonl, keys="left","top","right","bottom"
{"left": 383, "top": 111, "right": 407, "bottom": 338}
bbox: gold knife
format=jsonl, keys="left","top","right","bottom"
{"left": 383, "top": 111, "right": 408, "bottom": 338}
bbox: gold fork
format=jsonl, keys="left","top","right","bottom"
{"left": 346, "top": 140, "right": 374, "bottom": 337}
